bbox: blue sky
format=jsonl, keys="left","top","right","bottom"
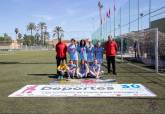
{"left": 0, "top": 0, "right": 128, "bottom": 40}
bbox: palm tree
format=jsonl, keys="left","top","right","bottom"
{"left": 53, "top": 26, "right": 64, "bottom": 40}
{"left": 17, "top": 33, "right": 22, "bottom": 43}
{"left": 38, "top": 22, "right": 46, "bottom": 45}
{"left": 35, "top": 33, "right": 40, "bottom": 45}
{"left": 15, "top": 28, "right": 19, "bottom": 40}
{"left": 44, "top": 31, "right": 50, "bottom": 45}
{"left": 27, "top": 22, "right": 36, "bottom": 36}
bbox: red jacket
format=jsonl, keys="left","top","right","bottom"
{"left": 105, "top": 40, "right": 118, "bottom": 56}
{"left": 55, "top": 42, "right": 67, "bottom": 58}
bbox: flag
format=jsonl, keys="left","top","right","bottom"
{"left": 98, "top": 1, "right": 103, "bottom": 9}
{"left": 113, "top": 0, "right": 116, "bottom": 11}
{"left": 107, "top": 12, "right": 109, "bottom": 18}
{"left": 114, "top": 4, "right": 116, "bottom": 11}
{"left": 107, "top": 8, "right": 111, "bottom": 18}
{"left": 98, "top": 0, "right": 103, "bottom": 25}
{"left": 109, "top": 8, "right": 111, "bottom": 16}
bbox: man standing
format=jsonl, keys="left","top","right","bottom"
{"left": 55, "top": 38, "right": 67, "bottom": 67}
{"left": 105, "top": 35, "right": 118, "bottom": 75}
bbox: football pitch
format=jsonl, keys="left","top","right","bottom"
{"left": 0, "top": 51, "right": 165, "bottom": 114}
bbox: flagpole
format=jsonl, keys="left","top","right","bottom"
{"left": 109, "top": 9, "right": 112, "bottom": 36}
{"left": 149, "top": 0, "right": 151, "bottom": 28}
{"left": 106, "top": 16, "right": 108, "bottom": 39}
{"left": 110, "top": 17, "right": 111, "bottom": 35}
{"left": 129, "top": 0, "right": 130, "bottom": 32}
{"left": 120, "top": 7, "right": 123, "bottom": 62}
{"left": 98, "top": 1, "right": 103, "bottom": 41}
{"left": 138, "top": 0, "right": 140, "bottom": 31}
{"left": 114, "top": 0, "right": 116, "bottom": 37}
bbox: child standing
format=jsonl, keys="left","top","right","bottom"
{"left": 87, "top": 41, "right": 95, "bottom": 66}
{"left": 95, "top": 42, "right": 104, "bottom": 64}
{"left": 68, "top": 39, "right": 79, "bottom": 67}
{"left": 77, "top": 40, "right": 87, "bottom": 62}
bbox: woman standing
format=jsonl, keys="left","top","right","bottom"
{"left": 68, "top": 38, "right": 78, "bottom": 66}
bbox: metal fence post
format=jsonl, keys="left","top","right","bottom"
{"left": 155, "top": 28, "right": 159, "bottom": 73}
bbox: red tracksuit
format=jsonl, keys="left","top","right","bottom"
{"left": 56, "top": 42, "right": 67, "bottom": 58}
{"left": 105, "top": 40, "right": 118, "bottom": 74}
{"left": 105, "top": 40, "right": 118, "bottom": 57}
{"left": 55, "top": 42, "right": 67, "bottom": 67}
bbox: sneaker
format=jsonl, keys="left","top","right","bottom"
{"left": 67, "top": 76, "right": 71, "bottom": 79}
{"left": 113, "top": 72, "right": 117, "bottom": 75}
{"left": 58, "top": 76, "right": 61, "bottom": 80}
{"left": 61, "top": 76, "right": 64, "bottom": 80}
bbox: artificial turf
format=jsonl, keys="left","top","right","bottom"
{"left": 0, "top": 50, "right": 165, "bottom": 114}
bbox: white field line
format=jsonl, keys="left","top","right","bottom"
{"left": 127, "top": 62, "right": 165, "bottom": 76}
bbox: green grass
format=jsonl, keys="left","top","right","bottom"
{"left": 0, "top": 51, "right": 165, "bottom": 114}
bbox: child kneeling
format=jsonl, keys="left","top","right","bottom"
{"left": 57, "top": 62, "right": 68, "bottom": 80}
{"left": 77, "top": 60, "right": 89, "bottom": 78}
{"left": 67, "top": 60, "right": 77, "bottom": 79}
{"left": 88, "top": 59, "right": 101, "bottom": 79}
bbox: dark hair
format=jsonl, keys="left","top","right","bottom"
{"left": 80, "top": 59, "right": 86, "bottom": 70}
{"left": 71, "top": 38, "right": 76, "bottom": 42}
{"left": 80, "top": 40, "right": 86, "bottom": 47}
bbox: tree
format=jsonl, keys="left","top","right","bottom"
{"left": 23, "top": 34, "right": 35, "bottom": 46}
{"left": 17, "top": 33, "right": 23, "bottom": 43}
{"left": 35, "top": 33, "right": 40, "bottom": 45}
{"left": 53, "top": 26, "right": 64, "bottom": 40}
{"left": 27, "top": 22, "right": 36, "bottom": 36}
{"left": 0, "top": 33, "right": 12, "bottom": 42}
{"left": 44, "top": 31, "right": 50, "bottom": 45}
{"left": 15, "top": 28, "right": 19, "bottom": 39}
{"left": 38, "top": 22, "right": 46, "bottom": 45}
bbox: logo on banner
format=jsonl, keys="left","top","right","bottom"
{"left": 21, "top": 85, "right": 37, "bottom": 93}
{"left": 81, "top": 79, "right": 96, "bottom": 84}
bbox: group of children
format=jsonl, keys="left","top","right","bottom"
{"left": 57, "top": 59, "right": 101, "bottom": 79}
{"left": 57, "top": 39, "right": 104, "bottom": 80}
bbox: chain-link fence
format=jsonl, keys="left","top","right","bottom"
{"left": 92, "top": 0, "right": 165, "bottom": 42}
{"left": 92, "top": 0, "right": 165, "bottom": 72}
{"left": 118, "top": 28, "right": 164, "bottom": 73}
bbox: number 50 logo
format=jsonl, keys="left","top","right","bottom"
{"left": 121, "top": 84, "right": 140, "bottom": 89}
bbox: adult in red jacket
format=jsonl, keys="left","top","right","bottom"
{"left": 55, "top": 38, "right": 67, "bottom": 67}
{"left": 105, "top": 35, "right": 118, "bottom": 75}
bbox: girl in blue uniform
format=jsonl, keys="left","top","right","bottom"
{"left": 68, "top": 39, "right": 78, "bottom": 66}
{"left": 77, "top": 40, "right": 87, "bottom": 62}
{"left": 77, "top": 60, "right": 89, "bottom": 78}
{"left": 95, "top": 42, "right": 104, "bottom": 64}
{"left": 88, "top": 59, "right": 101, "bottom": 79}
{"left": 67, "top": 60, "right": 77, "bottom": 79}
{"left": 87, "top": 41, "right": 95, "bottom": 66}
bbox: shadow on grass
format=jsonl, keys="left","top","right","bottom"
{"left": 28, "top": 73, "right": 58, "bottom": 79}
{"left": 0, "top": 62, "right": 56, "bottom": 64}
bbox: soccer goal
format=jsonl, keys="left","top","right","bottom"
{"left": 119, "top": 28, "right": 165, "bottom": 73}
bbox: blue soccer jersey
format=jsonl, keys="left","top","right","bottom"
{"left": 68, "top": 44, "right": 78, "bottom": 61}
{"left": 87, "top": 46, "right": 95, "bottom": 62}
{"left": 90, "top": 63, "right": 100, "bottom": 72}
{"left": 68, "top": 64, "right": 77, "bottom": 70}
{"left": 95, "top": 47, "right": 104, "bottom": 64}
{"left": 77, "top": 46, "right": 87, "bottom": 61}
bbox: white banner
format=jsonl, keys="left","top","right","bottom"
{"left": 8, "top": 84, "right": 156, "bottom": 97}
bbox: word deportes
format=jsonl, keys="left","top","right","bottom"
{"left": 40, "top": 84, "right": 140, "bottom": 91}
